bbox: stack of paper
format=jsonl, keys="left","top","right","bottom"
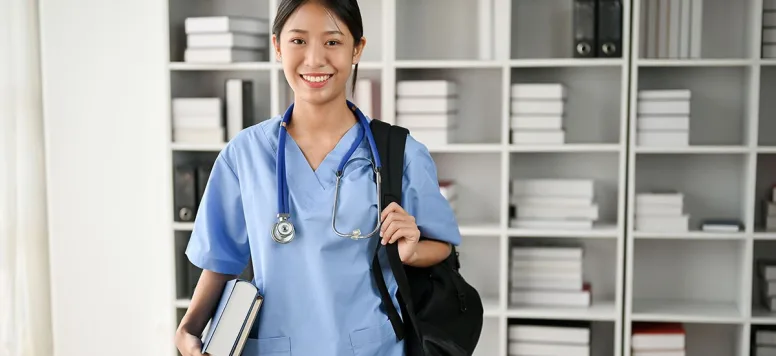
{"left": 636, "top": 90, "right": 691, "bottom": 147}
{"left": 395, "top": 80, "right": 457, "bottom": 145}
{"left": 172, "top": 98, "right": 224, "bottom": 144}
{"left": 508, "top": 321, "right": 591, "bottom": 356}
{"left": 353, "top": 79, "right": 380, "bottom": 120}
{"left": 631, "top": 322, "right": 686, "bottom": 356}
{"left": 635, "top": 191, "right": 689, "bottom": 232}
{"left": 764, "top": 1, "right": 776, "bottom": 59}
{"left": 510, "top": 84, "right": 566, "bottom": 145}
{"left": 509, "top": 179, "right": 598, "bottom": 230}
{"left": 766, "top": 185, "right": 776, "bottom": 231}
{"left": 439, "top": 180, "right": 457, "bottom": 216}
{"left": 184, "top": 16, "right": 268, "bottom": 63}
{"left": 509, "top": 245, "right": 591, "bottom": 308}
{"left": 753, "top": 327, "right": 776, "bottom": 356}
{"left": 758, "top": 259, "right": 776, "bottom": 312}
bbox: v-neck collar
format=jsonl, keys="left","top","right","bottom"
{"left": 283, "top": 121, "right": 363, "bottom": 194}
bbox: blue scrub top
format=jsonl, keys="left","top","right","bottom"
{"left": 185, "top": 115, "right": 461, "bottom": 356}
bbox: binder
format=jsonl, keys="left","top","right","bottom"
{"left": 596, "top": 0, "right": 622, "bottom": 57}
{"left": 573, "top": 0, "right": 597, "bottom": 57}
{"left": 174, "top": 164, "right": 197, "bottom": 222}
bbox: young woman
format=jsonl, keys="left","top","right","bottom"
{"left": 174, "top": 1, "right": 461, "bottom": 355}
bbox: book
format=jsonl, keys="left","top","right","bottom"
{"left": 201, "top": 279, "right": 263, "bottom": 356}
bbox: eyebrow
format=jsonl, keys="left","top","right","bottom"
{"left": 287, "top": 29, "right": 344, "bottom": 35}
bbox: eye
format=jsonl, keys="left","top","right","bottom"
{"left": 291, "top": 38, "right": 305, "bottom": 45}
{"left": 326, "top": 40, "right": 340, "bottom": 46}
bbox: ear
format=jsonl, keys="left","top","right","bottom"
{"left": 352, "top": 36, "right": 366, "bottom": 64}
{"left": 272, "top": 34, "right": 282, "bottom": 61}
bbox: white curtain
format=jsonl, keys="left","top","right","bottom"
{"left": 0, "top": 0, "right": 54, "bottom": 355}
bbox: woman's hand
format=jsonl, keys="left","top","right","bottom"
{"left": 175, "top": 328, "right": 207, "bottom": 356}
{"left": 380, "top": 202, "right": 421, "bottom": 263}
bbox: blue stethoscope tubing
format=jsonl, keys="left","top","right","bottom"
{"left": 271, "top": 100, "right": 383, "bottom": 244}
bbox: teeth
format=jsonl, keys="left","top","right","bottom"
{"left": 302, "top": 75, "right": 331, "bottom": 83}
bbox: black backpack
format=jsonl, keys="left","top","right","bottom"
{"left": 369, "top": 119, "right": 484, "bottom": 356}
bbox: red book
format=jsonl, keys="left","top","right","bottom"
{"left": 632, "top": 322, "right": 685, "bottom": 351}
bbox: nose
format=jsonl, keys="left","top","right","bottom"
{"left": 303, "top": 42, "right": 326, "bottom": 68}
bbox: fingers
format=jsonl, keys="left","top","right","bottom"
{"left": 381, "top": 220, "right": 414, "bottom": 245}
{"left": 380, "top": 202, "right": 405, "bottom": 222}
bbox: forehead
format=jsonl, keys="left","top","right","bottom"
{"left": 283, "top": 2, "right": 350, "bottom": 36}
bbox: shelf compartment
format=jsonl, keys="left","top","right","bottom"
{"left": 509, "top": 152, "right": 622, "bottom": 230}
{"left": 636, "top": 66, "right": 753, "bottom": 146}
{"left": 506, "top": 319, "right": 615, "bottom": 356}
{"left": 396, "top": 68, "right": 502, "bottom": 145}
{"left": 510, "top": 67, "right": 624, "bottom": 145}
{"left": 627, "top": 322, "right": 745, "bottom": 356}
{"left": 760, "top": 67, "right": 776, "bottom": 146}
{"left": 507, "top": 237, "right": 620, "bottom": 319}
{"left": 431, "top": 152, "right": 502, "bottom": 229}
{"left": 633, "top": 154, "right": 748, "bottom": 233}
{"left": 636, "top": 0, "right": 755, "bottom": 60}
{"left": 395, "top": 0, "right": 492, "bottom": 61}
{"left": 170, "top": 70, "right": 272, "bottom": 147}
{"left": 167, "top": 0, "right": 272, "bottom": 63}
{"left": 510, "top": 0, "right": 624, "bottom": 60}
{"left": 631, "top": 239, "right": 747, "bottom": 322}
{"left": 458, "top": 235, "right": 501, "bottom": 311}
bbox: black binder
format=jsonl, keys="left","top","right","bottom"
{"left": 597, "top": 0, "right": 623, "bottom": 57}
{"left": 174, "top": 164, "right": 197, "bottom": 222}
{"left": 573, "top": 0, "right": 597, "bottom": 57}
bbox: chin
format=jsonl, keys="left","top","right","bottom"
{"left": 293, "top": 81, "right": 344, "bottom": 106}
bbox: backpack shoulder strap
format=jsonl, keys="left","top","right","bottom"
{"left": 368, "top": 119, "right": 419, "bottom": 342}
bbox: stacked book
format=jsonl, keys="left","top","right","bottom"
{"left": 172, "top": 98, "right": 225, "bottom": 144}
{"left": 631, "top": 322, "right": 686, "bottom": 356}
{"left": 507, "top": 321, "right": 591, "bottom": 356}
{"left": 636, "top": 89, "right": 691, "bottom": 147}
{"left": 764, "top": 0, "right": 776, "bottom": 59}
{"left": 439, "top": 180, "right": 457, "bottom": 216}
{"left": 765, "top": 184, "right": 776, "bottom": 231}
{"left": 758, "top": 259, "right": 776, "bottom": 312}
{"left": 753, "top": 327, "right": 776, "bottom": 356}
{"left": 509, "top": 245, "right": 591, "bottom": 308}
{"left": 509, "top": 179, "right": 598, "bottom": 231}
{"left": 510, "top": 84, "right": 566, "bottom": 145}
{"left": 641, "top": 0, "right": 702, "bottom": 59}
{"left": 184, "top": 16, "right": 268, "bottom": 63}
{"left": 395, "top": 80, "right": 457, "bottom": 145}
{"left": 634, "top": 191, "right": 689, "bottom": 232}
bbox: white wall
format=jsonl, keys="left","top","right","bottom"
{"left": 37, "top": 0, "right": 175, "bottom": 355}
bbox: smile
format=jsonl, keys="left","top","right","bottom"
{"left": 300, "top": 74, "right": 333, "bottom": 85}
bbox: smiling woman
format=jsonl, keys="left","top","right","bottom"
{"left": 174, "top": 1, "right": 462, "bottom": 356}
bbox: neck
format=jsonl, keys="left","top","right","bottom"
{"left": 287, "top": 96, "right": 355, "bottom": 138}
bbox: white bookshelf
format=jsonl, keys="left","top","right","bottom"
{"left": 162, "top": 0, "right": 776, "bottom": 355}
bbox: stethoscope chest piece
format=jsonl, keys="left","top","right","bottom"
{"left": 272, "top": 214, "right": 295, "bottom": 244}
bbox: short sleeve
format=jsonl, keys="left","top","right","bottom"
{"left": 185, "top": 149, "right": 250, "bottom": 276}
{"left": 401, "top": 137, "right": 462, "bottom": 246}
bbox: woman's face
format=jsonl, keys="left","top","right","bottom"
{"left": 272, "top": 2, "right": 365, "bottom": 106}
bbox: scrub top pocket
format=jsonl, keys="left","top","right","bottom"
{"left": 349, "top": 317, "right": 398, "bottom": 356}
{"left": 242, "top": 336, "right": 291, "bottom": 355}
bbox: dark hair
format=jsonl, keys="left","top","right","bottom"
{"left": 272, "top": 0, "right": 364, "bottom": 94}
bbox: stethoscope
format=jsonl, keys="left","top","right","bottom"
{"left": 271, "top": 100, "right": 383, "bottom": 244}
